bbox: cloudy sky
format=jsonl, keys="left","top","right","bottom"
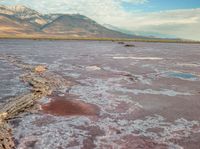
{"left": 1, "top": 0, "right": 200, "bottom": 40}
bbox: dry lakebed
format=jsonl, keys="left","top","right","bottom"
{"left": 0, "top": 39, "right": 200, "bottom": 149}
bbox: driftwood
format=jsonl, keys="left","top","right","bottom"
{"left": 0, "top": 93, "right": 38, "bottom": 120}
{"left": 0, "top": 54, "right": 73, "bottom": 149}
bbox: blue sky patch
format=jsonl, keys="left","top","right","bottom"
{"left": 122, "top": 0, "right": 200, "bottom": 12}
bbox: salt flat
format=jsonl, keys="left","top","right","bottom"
{"left": 0, "top": 39, "right": 200, "bottom": 149}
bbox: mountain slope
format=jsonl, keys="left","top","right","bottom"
{"left": 0, "top": 14, "right": 39, "bottom": 34}
{"left": 41, "top": 14, "right": 134, "bottom": 38}
{"left": 0, "top": 5, "right": 49, "bottom": 26}
{"left": 0, "top": 5, "right": 142, "bottom": 38}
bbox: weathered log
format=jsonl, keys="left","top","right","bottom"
{"left": 0, "top": 93, "right": 38, "bottom": 120}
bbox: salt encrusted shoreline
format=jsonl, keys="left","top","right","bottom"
{"left": 0, "top": 55, "right": 73, "bottom": 149}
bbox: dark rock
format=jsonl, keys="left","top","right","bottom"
{"left": 118, "top": 41, "right": 125, "bottom": 44}
{"left": 124, "top": 44, "right": 135, "bottom": 47}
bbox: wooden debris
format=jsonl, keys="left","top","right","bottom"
{"left": 0, "top": 54, "right": 73, "bottom": 149}
{"left": 0, "top": 93, "right": 37, "bottom": 120}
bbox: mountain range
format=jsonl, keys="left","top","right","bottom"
{"left": 104, "top": 24, "right": 178, "bottom": 39}
{"left": 0, "top": 5, "right": 144, "bottom": 38}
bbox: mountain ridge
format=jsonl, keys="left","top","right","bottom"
{"left": 0, "top": 5, "right": 142, "bottom": 38}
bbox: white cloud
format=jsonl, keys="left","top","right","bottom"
{"left": 119, "top": 0, "right": 148, "bottom": 4}
{"left": 123, "top": 9, "right": 200, "bottom": 40}
{"left": 0, "top": 0, "right": 199, "bottom": 40}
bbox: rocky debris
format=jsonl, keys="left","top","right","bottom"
{"left": 124, "top": 44, "right": 135, "bottom": 47}
{"left": 41, "top": 72, "right": 74, "bottom": 89}
{"left": 0, "top": 113, "right": 7, "bottom": 123}
{"left": 21, "top": 74, "right": 51, "bottom": 95}
{"left": 34, "top": 65, "right": 47, "bottom": 73}
{"left": 0, "top": 55, "right": 74, "bottom": 149}
{"left": 123, "top": 73, "right": 138, "bottom": 82}
{"left": 0, "top": 123, "right": 14, "bottom": 149}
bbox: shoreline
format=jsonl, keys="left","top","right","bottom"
{"left": 0, "top": 35, "right": 200, "bottom": 44}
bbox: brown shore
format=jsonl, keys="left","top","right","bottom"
{"left": 0, "top": 34, "right": 200, "bottom": 44}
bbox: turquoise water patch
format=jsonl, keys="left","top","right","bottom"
{"left": 167, "top": 72, "right": 197, "bottom": 80}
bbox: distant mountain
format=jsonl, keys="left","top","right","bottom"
{"left": 0, "top": 5, "right": 142, "bottom": 38}
{"left": 104, "top": 24, "right": 178, "bottom": 39}
{"left": 41, "top": 14, "right": 136, "bottom": 38}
